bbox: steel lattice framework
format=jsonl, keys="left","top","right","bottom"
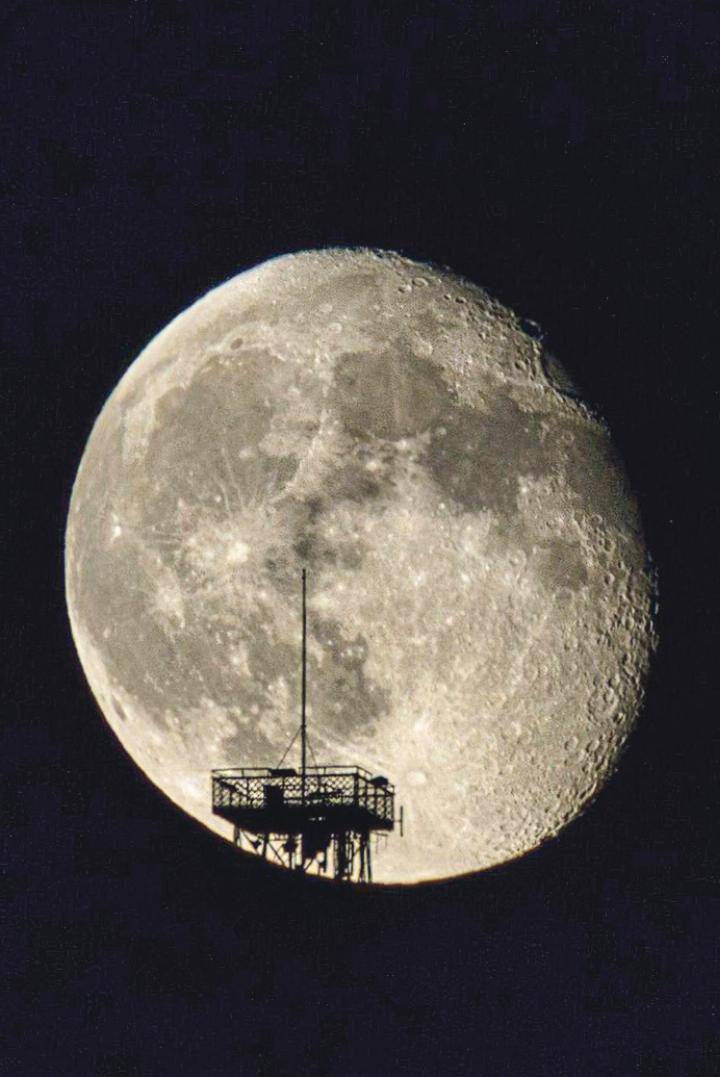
{"left": 210, "top": 570, "right": 401, "bottom": 882}
{"left": 212, "top": 764, "right": 397, "bottom": 881}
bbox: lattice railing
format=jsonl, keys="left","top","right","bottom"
{"left": 212, "top": 766, "right": 395, "bottom": 827}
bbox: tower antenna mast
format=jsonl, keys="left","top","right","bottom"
{"left": 212, "top": 568, "right": 401, "bottom": 882}
{"left": 301, "top": 566, "right": 307, "bottom": 805}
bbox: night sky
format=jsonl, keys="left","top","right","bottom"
{"left": 4, "top": 4, "right": 720, "bottom": 1075}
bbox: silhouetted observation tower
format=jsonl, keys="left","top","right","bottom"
{"left": 211, "top": 570, "right": 401, "bottom": 882}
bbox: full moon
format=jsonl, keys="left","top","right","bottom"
{"left": 65, "top": 248, "right": 656, "bottom": 884}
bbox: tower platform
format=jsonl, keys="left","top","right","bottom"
{"left": 210, "top": 568, "right": 401, "bottom": 882}
{"left": 212, "top": 763, "right": 397, "bottom": 880}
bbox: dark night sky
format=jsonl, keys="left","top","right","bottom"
{"left": 4, "top": 3, "right": 720, "bottom": 1075}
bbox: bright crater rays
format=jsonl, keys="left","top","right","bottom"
{"left": 65, "top": 248, "right": 657, "bottom": 883}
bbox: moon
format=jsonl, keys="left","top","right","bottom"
{"left": 65, "top": 248, "right": 656, "bottom": 884}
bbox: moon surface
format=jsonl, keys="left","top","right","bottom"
{"left": 65, "top": 248, "right": 656, "bottom": 884}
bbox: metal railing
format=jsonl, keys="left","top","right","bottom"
{"left": 212, "top": 765, "right": 395, "bottom": 828}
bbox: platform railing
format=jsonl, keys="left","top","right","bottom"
{"left": 212, "top": 765, "right": 395, "bottom": 827}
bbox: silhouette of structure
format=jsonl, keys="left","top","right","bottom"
{"left": 211, "top": 570, "right": 401, "bottom": 882}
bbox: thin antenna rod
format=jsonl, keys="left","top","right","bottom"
{"left": 301, "top": 567, "right": 307, "bottom": 804}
